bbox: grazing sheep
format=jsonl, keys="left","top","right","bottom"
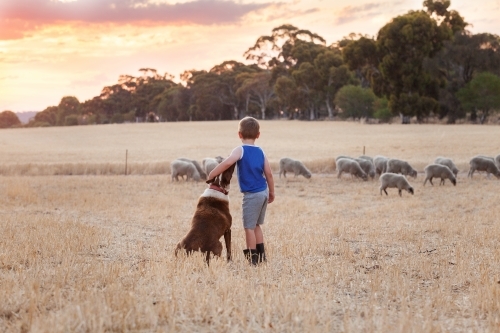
{"left": 434, "top": 157, "right": 459, "bottom": 177}
{"left": 379, "top": 173, "right": 414, "bottom": 197}
{"left": 336, "top": 158, "right": 368, "bottom": 181}
{"left": 202, "top": 156, "right": 224, "bottom": 176}
{"left": 468, "top": 156, "right": 500, "bottom": 179}
{"left": 477, "top": 155, "right": 500, "bottom": 169}
{"left": 355, "top": 158, "right": 376, "bottom": 179}
{"left": 279, "top": 157, "right": 312, "bottom": 179}
{"left": 358, "top": 155, "right": 374, "bottom": 162}
{"left": 171, "top": 160, "right": 201, "bottom": 181}
{"left": 335, "top": 156, "right": 375, "bottom": 179}
{"left": 424, "top": 164, "right": 456, "bottom": 186}
{"left": 178, "top": 158, "right": 207, "bottom": 180}
{"left": 386, "top": 158, "right": 418, "bottom": 178}
{"left": 373, "top": 155, "right": 389, "bottom": 176}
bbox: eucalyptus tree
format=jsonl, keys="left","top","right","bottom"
{"left": 342, "top": 1, "right": 467, "bottom": 122}
{"left": 426, "top": 31, "right": 500, "bottom": 121}
{"left": 457, "top": 72, "right": 500, "bottom": 124}
{"left": 34, "top": 106, "right": 59, "bottom": 126}
{"left": 0, "top": 111, "right": 21, "bottom": 128}
{"left": 56, "top": 96, "right": 81, "bottom": 125}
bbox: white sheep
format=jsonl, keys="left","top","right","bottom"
{"left": 434, "top": 157, "right": 459, "bottom": 177}
{"left": 373, "top": 155, "right": 389, "bottom": 176}
{"left": 336, "top": 158, "right": 368, "bottom": 181}
{"left": 171, "top": 159, "right": 201, "bottom": 181}
{"left": 355, "top": 158, "right": 376, "bottom": 179}
{"left": 424, "top": 164, "right": 456, "bottom": 186}
{"left": 468, "top": 156, "right": 500, "bottom": 179}
{"left": 202, "top": 156, "right": 224, "bottom": 176}
{"left": 279, "top": 157, "right": 312, "bottom": 179}
{"left": 335, "top": 156, "right": 375, "bottom": 179}
{"left": 476, "top": 155, "right": 500, "bottom": 169}
{"left": 379, "top": 173, "right": 414, "bottom": 197}
{"left": 386, "top": 158, "right": 418, "bottom": 178}
{"left": 177, "top": 158, "right": 207, "bottom": 180}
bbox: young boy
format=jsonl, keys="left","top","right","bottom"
{"left": 207, "top": 117, "right": 275, "bottom": 265}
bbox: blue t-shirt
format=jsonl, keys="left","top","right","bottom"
{"left": 237, "top": 145, "right": 268, "bottom": 193}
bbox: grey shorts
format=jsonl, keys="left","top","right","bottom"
{"left": 242, "top": 189, "right": 268, "bottom": 229}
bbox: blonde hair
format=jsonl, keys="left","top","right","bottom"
{"left": 238, "top": 117, "right": 260, "bottom": 139}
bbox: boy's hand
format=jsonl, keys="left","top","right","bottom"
{"left": 268, "top": 192, "right": 275, "bottom": 203}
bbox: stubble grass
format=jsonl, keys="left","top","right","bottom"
{"left": 0, "top": 121, "right": 499, "bottom": 332}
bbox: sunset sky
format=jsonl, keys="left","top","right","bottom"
{"left": 1, "top": 0, "right": 499, "bottom": 113}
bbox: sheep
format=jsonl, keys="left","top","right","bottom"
{"left": 335, "top": 156, "right": 375, "bottom": 179}
{"left": 434, "top": 157, "right": 459, "bottom": 177}
{"left": 202, "top": 156, "right": 224, "bottom": 176}
{"left": 336, "top": 158, "right": 368, "bottom": 181}
{"left": 177, "top": 158, "right": 207, "bottom": 180}
{"left": 279, "top": 157, "right": 312, "bottom": 179}
{"left": 423, "top": 164, "right": 456, "bottom": 186}
{"left": 373, "top": 155, "right": 389, "bottom": 176}
{"left": 468, "top": 156, "right": 500, "bottom": 179}
{"left": 355, "top": 158, "right": 376, "bottom": 179}
{"left": 386, "top": 158, "right": 418, "bottom": 178}
{"left": 170, "top": 159, "right": 201, "bottom": 181}
{"left": 475, "top": 155, "right": 500, "bottom": 169}
{"left": 358, "top": 155, "right": 374, "bottom": 162}
{"left": 379, "top": 173, "right": 414, "bottom": 197}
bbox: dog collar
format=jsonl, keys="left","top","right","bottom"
{"left": 209, "top": 184, "right": 228, "bottom": 195}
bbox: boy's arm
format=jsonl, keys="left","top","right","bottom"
{"left": 207, "top": 146, "right": 242, "bottom": 181}
{"left": 263, "top": 155, "right": 275, "bottom": 203}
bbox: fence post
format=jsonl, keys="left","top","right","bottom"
{"left": 363, "top": 146, "right": 365, "bottom": 155}
{"left": 125, "top": 149, "right": 128, "bottom": 176}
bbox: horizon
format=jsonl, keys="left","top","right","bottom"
{"left": 1, "top": 0, "right": 499, "bottom": 113}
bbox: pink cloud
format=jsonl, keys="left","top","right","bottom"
{"left": 0, "top": 0, "right": 277, "bottom": 39}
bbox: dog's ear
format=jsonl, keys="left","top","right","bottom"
{"left": 220, "top": 163, "right": 236, "bottom": 188}
{"left": 206, "top": 178, "right": 215, "bottom": 185}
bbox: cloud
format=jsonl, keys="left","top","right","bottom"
{"left": 335, "top": 1, "right": 403, "bottom": 26}
{"left": 0, "top": 0, "right": 276, "bottom": 39}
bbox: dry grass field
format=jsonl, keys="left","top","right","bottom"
{"left": 1, "top": 121, "right": 500, "bottom": 332}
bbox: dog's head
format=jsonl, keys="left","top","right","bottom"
{"left": 206, "top": 162, "right": 236, "bottom": 193}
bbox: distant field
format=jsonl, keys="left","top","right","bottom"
{"left": 1, "top": 121, "right": 499, "bottom": 332}
{"left": 0, "top": 120, "right": 498, "bottom": 175}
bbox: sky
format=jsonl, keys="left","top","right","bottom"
{"left": 1, "top": 0, "right": 499, "bottom": 112}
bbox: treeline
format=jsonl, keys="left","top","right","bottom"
{"left": 3, "top": 0, "right": 500, "bottom": 129}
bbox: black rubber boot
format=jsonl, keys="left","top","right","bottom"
{"left": 243, "top": 249, "right": 259, "bottom": 266}
{"left": 256, "top": 243, "right": 266, "bottom": 263}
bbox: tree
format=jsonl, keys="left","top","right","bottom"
{"left": 425, "top": 31, "right": 500, "bottom": 122}
{"left": 244, "top": 24, "right": 326, "bottom": 69}
{"left": 334, "top": 85, "right": 376, "bottom": 120}
{"left": 34, "top": 106, "right": 58, "bottom": 126}
{"left": 457, "top": 72, "right": 500, "bottom": 124}
{"left": 57, "top": 96, "right": 80, "bottom": 125}
{"left": 314, "top": 49, "right": 352, "bottom": 118}
{"left": 0, "top": 111, "right": 21, "bottom": 128}
{"left": 236, "top": 71, "right": 275, "bottom": 119}
{"left": 374, "top": 10, "right": 451, "bottom": 121}
{"left": 273, "top": 76, "right": 299, "bottom": 118}
{"left": 342, "top": 36, "right": 379, "bottom": 88}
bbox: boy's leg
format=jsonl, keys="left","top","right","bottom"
{"left": 245, "top": 228, "right": 257, "bottom": 249}
{"left": 254, "top": 225, "right": 264, "bottom": 244}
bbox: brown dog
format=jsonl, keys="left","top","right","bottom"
{"left": 175, "top": 162, "right": 236, "bottom": 263}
